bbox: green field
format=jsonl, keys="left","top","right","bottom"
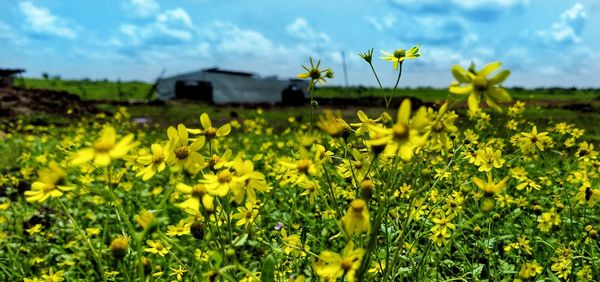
{"left": 21, "top": 77, "right": 600, "bottom": 102}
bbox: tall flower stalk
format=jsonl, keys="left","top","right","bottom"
{"left": 297, "top": 57, "right": 333, "bottom": 130}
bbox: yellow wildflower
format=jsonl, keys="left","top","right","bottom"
{"left": 380, "top": 45, "right": 421, "bottom": 70}
{"left": 313, "top": 241, "right": 364, "bottom": 282}
{"left": 71, "top": 125, "right": 134, "bottom": 167}
{"left": 25, "top": 162, "right": 75, "bottom": 203}
{"left": 341, "top": 199, "right": 370, "bottom": 236}
{"left": 449, "top": 61, "right": 512, "bottom": 113}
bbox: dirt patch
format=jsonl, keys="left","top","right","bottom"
{"left": 0, "top": 87, "right": 103, "bottom": 120}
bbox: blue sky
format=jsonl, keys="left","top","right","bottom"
{"left": 1, "top": 0, "right": 599, "bottom": 87}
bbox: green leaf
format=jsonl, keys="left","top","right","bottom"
{"left": 233, "top": 233, "right": 248, "bottom": 247}
{"left": 261, "top": 254, "right": 276, "bottom": 282}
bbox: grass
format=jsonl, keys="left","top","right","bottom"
{"left": 21, "top": 78, "right": 153, "bottom": 100}
{"left": 19, "top": 77, "right": 600, "bottom": 102}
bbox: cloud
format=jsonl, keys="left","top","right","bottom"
{"left": 369, "top": 14, "right": 477, "bottom": 46}
{"left": 365, "top": 14, "right": 396, "bottom": 31}
{"left": 0, "top": 21, "right": 29, "bottom": 48}
{"left": 286, "top": 18, "right": 331, "bottom": 43}
{"left": 157, "top": 8, "right": 193, "bottom": 28}
{"left": 208, "top": 21, "right": 291, "bottom": 58}
{"left": 536, "top": 3, "right": 586, "bottom": 45}
{"left": 19, "top": 1, "right": 77, "bottom": 39}
{"left": 117, "top": 8, "right": 195, "bottom": 48}
{"left": 388, "top": 0, "right": 528, "bottom": 21}
{"left": 124, "top": 0, "right": 160, "bottom": 18}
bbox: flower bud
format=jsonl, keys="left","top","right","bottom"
{"left": 190, "top": 221, "right": 204, "bottom": 240}
{"left": 109, "top": 235, "right": 130, "bottom": 259}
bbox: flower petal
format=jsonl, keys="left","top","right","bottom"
{"left": 489, "top": 69, "right": 510, "bottom": 85}
{"left": 479, "top": 61, "right": 501, "bottom": 77}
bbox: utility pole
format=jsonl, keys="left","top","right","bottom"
{"left": 341, "top": 50, "right": 349, "bottom": 88}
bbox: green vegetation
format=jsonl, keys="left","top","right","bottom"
{"left": 23, "top": 78, "right": 153, "bottom": 100}
{"left": 21, "top": 77, "right": 599, "bottom": 102}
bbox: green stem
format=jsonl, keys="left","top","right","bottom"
{"left": 58, "top": 199, "right": 106, "bottom": 282}
{"left": 388, "top": 61, "right": 404, "bottom": 111}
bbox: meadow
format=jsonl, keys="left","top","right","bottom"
{"left": 1, "top": 49, "right": 599, "bottom": 281}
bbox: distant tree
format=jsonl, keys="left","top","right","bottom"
{"left": 42, "top": 72, "right": 49, "bottom": 80}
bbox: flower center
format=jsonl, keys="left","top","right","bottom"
{"left": 93, "top": 140, "right": 113, "bottom": 152}
{"left": 43, "top": 183, "right": 56, "bottom": 193}
{"left": 433, "top": 121, "right": 444, "bottom": 132}
{"left": 472, "top": 76, "right": 488, "bottom": 92}
{"left": 341, "top": 258, "right": 354, "bottom": 271}
{"left": 297, "top": 159, "right": 311, "bottom": 174}
{"left": 174, "top": 146, "right": 189, "bottom": 160}
{"left": 309, "top": 69, "right": 321, "bottom": 80}
{"left": 191, "top": 184, "right": 206, "bottom": 198}
{"left": 152, "top": 152, "right": 165, "bottom": 164}
{"left": 393, "top": 123, "right": 409, "bottom": 140}
{"left": 393, "top": 49, "right": 406, "bottom": 59}
{"left": 217, "top": 170, "right": 233, "bottom": 184}
{"left": 351, "top": 199, "right": 366, "bottom": 212}
{"left": 204, "top": 127, "right": 217, "bottom": 138}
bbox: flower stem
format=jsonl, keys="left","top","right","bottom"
{"left": 388, "top": 62, "right": 404, "bottom": 111}
{"left": 58, "top": 199, "right": 106, "bottom": 282}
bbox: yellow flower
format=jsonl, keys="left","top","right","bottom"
{"left": 380, "top": 45, "right": 421, "bottom": 70}
{"left": 575, "top": 183, "right": 600, "bottom": 206}
{"left": 472, "top": 176, "right": 509, "bottom": 196}
{"left": 166, "top": 220, "right": 191, "bottom": 237}
{"left": 26, "top": 224, "right": 43, "bottom": 235}
{"left": 144, "top": 240, "right": 170, "bottom": 256}
{"left": 317, "top": 110, "right": 351, "bottom": 138}
{"left": 176, "top": 182, "right": 215, "bottom": 213}
{"left": 231, "top": 157, "right": 271, "bottom": 204}
{"left": 41, "top": 268, "right": 65, "bottom": 282}
{"left": 165, "top": 124, "right": 205, "bottom": 173}
{"left": 474, "top": 147, "right": 505, "bottom": 172}
{"left": 366, "top": 99, "right": 429, "bottom": 160}
{"left": 341, "top": 199, "right": 370, "bottom": 236}
{"left": 297, "top": 57, "right": 333, "bottom": 89}
{"left": 136, "top": 143, "right": 167, "bottom": 181}
{"left": 313, "top": 241, "right": 365, "bottom": 282}
{"left": 188, "top": 113, "right": 231, "bottom": 139}
{"left": 515, "top": 126, "right": 553, "bottom": 154}
{"left": 519, "top": 260, "right": 543, "bottom": 279}
{"left": 71, "top": 125, "right": 134, "bottom": 167}
{"left": 169, "top": 266, "right": 187, "bottom": 281}
{"left": 449, "top": 61, "right": 512, "bottom": 113}
{"left": 516, "top": 178, "right": 541, "bottom": 192}
{"left": 134, "top": 209, "right": 156, "bottom": 230}
{"left": 25, "top": 162, "right": 75, "bottom": 203}
{"left": 281, "top": 228, "right": 309, "bottom": 257}
{"left": 109, "top": 234, "right": 130, "bottom": 259}
{"left": 350, "top": 110, "right": 382, "bottom": 136}
{"left": 201, "top": 169, "right": 243, "bottom": 197}
{"left": 231, "top": 201, "right": 259, "bottom": 227}
{"left": 424, "top": 103, "right": 458, "bottom": 152}
{"left": 576, "top": 141, "right": 598, "bottom": 162}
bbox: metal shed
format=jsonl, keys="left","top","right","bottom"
{"left": 156, "top": 68, "right": 308, "bottom": 105}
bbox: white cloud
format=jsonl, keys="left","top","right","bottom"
{"left": 366, "top": 14, "right": 396, "bottom": 31}
{"left": 0, "top": 21, "right": 16, "bottom": 41}
{"left": 536, "top": 3, "right": 586, "bottom": 45}
{"left": 125, "top": 0, "right": 160, "bottom": 17}
{"left": 212, "top": 22, "right": 289, "bottom": 57}
{"left": 389, "top": 0, "right": 528, "bottom": 21}
{"left": 286, "top": 18, "right": 331, "bottom": 43}
{"left": 157, "top": 8, "right": 193, "bottom": 28}
{"left": 117, "top": 8, "right": 195, "bottom": 47}
{"left": 19, "top": 1, "right": 77, "bottom": 39}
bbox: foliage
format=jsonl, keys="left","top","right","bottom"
{"left": 1, "top": 50, "right": 599, "bottom": 282}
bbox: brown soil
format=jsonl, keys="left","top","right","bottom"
{"left": 0, "top": 87, "right": 102, "bottom": 119}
